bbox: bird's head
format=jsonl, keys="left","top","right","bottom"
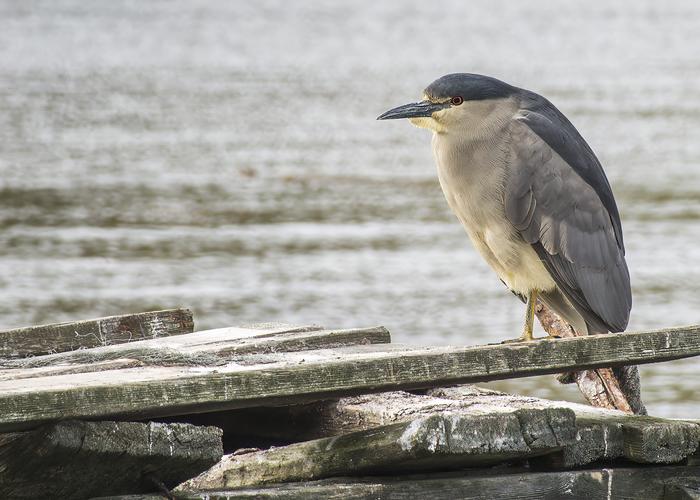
{"left": 377, "top": 73, "right": 516, "bottom": 134}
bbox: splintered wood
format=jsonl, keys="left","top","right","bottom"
{"left": 534, "top": 300, "right": 641, "bottom": 414}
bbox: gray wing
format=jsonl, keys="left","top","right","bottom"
{"left": 505, "top": 103, "right": 631, "bottom": 333}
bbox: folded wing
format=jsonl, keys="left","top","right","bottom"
{"left": 505, "top": 99, "right": 631, "bottom": 333}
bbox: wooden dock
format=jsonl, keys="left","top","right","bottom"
{"left": 0, "top": 309, "right": 699, "bottom": 499}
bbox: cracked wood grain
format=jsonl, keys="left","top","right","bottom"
{"left": 0, "top": 309, "right": 194, "bottom": 359}
{"left": 176, "top": 406, "right": 576, "bottom": 490}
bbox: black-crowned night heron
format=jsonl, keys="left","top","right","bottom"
{"left": 378, "top": 73, "right": 632, "bottom": 343}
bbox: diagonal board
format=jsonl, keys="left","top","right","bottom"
{"left": 177, "top": 407, "right": 577, "bottom": 490}
{"left": 176, "top": 392, "right": 700, "bottom": 492}
{"left": 0, "top": 324, "right": 388, "bottom": 372}
{"left": 198, "top": 387, "right": 700, "bottom": 468}
{"left": 0, "top": 309, "right": 194, "bottom": 358}
{"left": 0, "top": 325, "right": 390, "bottom": 380}
{"left": 0, "top": 326, "right": 698, "bottom": 431}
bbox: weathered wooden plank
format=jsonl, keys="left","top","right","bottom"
{"left": 0, "top": 326, "right": 697, "bottom": 431}
{"left": 172, "top": 466, "right": 700, "bottom": 500}
{"left": 620, "top": 418, "right": 700, "bottom": 464}
{"left": 177, "top": 407, "right": 576, "bottom": 490}
{"left": 0, "top": 309, "right": 194, "bottom": 358}
{"left": 197, "top": 387, "right": 700, "bottom": 468}
{"left": 0, "top": 325, "right": 388, "bottom": 370}
{"left": 0, "top": 420, "right": 222, "bottom": 499}
{"left": 427, "top": 386, "right": 700, "bottom": 467}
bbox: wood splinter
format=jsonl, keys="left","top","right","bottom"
{"left": 535, "top": 300, "right": 635, "bottom": 414}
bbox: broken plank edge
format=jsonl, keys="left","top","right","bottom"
{"left": 0, "top": 309, "right": 194, "bottom": 359}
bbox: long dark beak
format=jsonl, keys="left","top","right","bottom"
{"left": 377, "top": 100, "right": 449, "bottom": 120}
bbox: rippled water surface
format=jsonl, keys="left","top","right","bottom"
{"left": 1, "top": 0, "right": 699, "bottom": 417}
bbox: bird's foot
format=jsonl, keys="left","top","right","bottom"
{"left": 501, "top": 333, "right": 549, "bottom": 344}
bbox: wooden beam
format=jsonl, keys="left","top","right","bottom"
{"left": 0, "top": 420, "right": 222, "bottom": 499}
{"left": 176, "top": 407, "right": 576, "bottom": 490}
{"left": 0, "top": 309, "right": 194, "bottom": 358}
{"left": 427, "top": 386, "right": 700, "bottom": 467}
{"left": 0, "top": 325, "right": 389, "bottom": 370}
{"left": 0, "top": 325, "right": 697, "bottom": 431}
{"left": 168, "top": 466, "right": 700, "bottom": 500}
{"left": 197, "top": 387, "right": 700, "bottom": 468}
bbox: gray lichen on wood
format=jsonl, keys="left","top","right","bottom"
{"left": 177, "top": 406, "right": 575, "bottom": 490}
{"left": 428, "top": 386, "right": 700, "bottom": 467}
{"left": 0, "top": 309, "right": 194, "bottom": 359}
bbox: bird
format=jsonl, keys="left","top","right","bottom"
{"left": 378, "top": 73, "right": 632, "bottom": 343}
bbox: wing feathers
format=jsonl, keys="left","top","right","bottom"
{"left": 506, "top": 113, "right": 631, "bottom": 333}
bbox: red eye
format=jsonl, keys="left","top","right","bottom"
{"left": 451, "top": 96, "right": 464, "bottom": 106}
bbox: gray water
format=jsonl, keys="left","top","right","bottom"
{"left": 1, "top": 0, "right": 699, "bottom": 417}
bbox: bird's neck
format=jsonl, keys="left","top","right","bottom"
{"left": 431, "top": 98, "right": 519, "bottom": 194}
{"left": 432, "top": 104, "right": 517, "bottom": 174}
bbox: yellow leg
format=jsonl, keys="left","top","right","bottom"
{"left": 522, "top": 289, "right": 538, "bottom": 341}
{"left": 502, "top": 290, "right": 544, "bottom": 343}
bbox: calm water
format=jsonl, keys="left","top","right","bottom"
{"left": 1, "top": 0, "right": 699, "bottom": 417}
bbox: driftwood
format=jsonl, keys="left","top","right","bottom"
{"left": 535, "top": 300, "right": 645, "bottom": 414}
{"left": 0, "top": 420, "right": 222, "bottom": 499}
{"left": 170, "top": 466, "right": 700, "bottom": 500}
{"left": 0, "top": 309, "right": 194, "bottom": 358}
{"left": 0, "top": 326, "right": 697, "bottom": 432}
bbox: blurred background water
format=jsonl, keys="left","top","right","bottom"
{"left": 0, "top": 0, "right": 698, "bottom": 417}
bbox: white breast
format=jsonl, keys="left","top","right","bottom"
{"left": 432, "top": 122, "right": 556, "bottom": 296}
